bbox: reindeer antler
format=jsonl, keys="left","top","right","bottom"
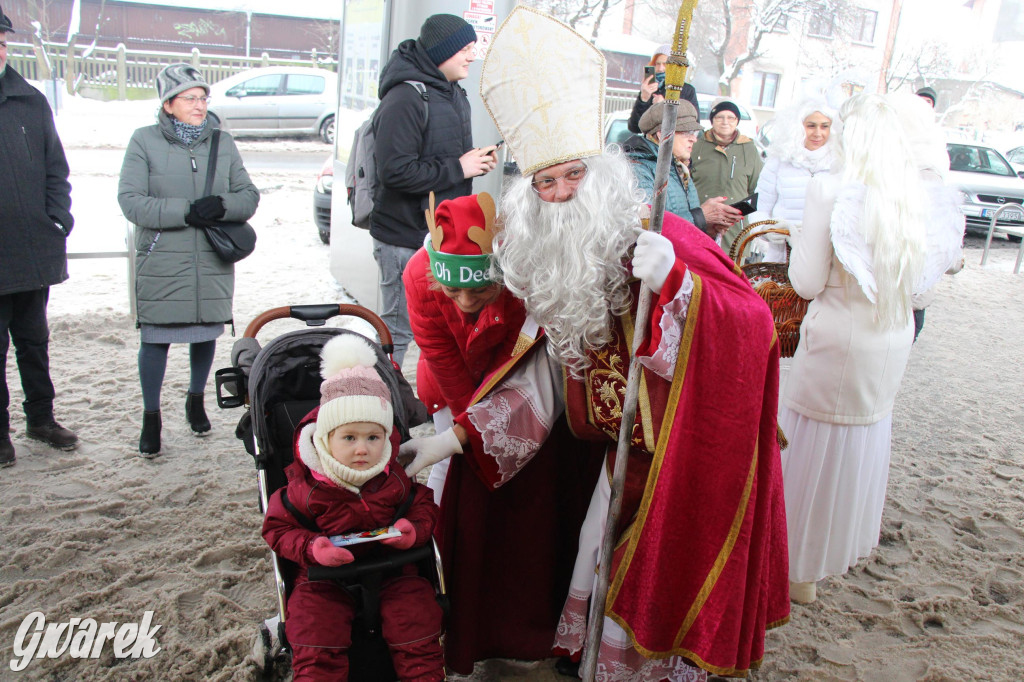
{"left": 467, "top": 192, "right": 497, "bottom": 255}
{"left": 425, "top": 192, "right": 443, "bottom": 251}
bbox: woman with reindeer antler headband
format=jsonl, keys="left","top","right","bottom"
{"left": 399, "top": 192, "right": 602, "bottom": 673}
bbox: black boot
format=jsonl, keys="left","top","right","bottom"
{"left": 139, "top": 410, "right": 161, "bottom": 457}
{"left": 186, "top": 392, "right": 211, "bottom": 435}
{"left": 0, "top": 436, "right": 15, "bottom": 468}
{"left": 25, "top": 421, "right": 78, "bottom": 450}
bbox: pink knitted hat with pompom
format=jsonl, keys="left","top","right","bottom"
{"left": 313, "top": 334, "right": 393, "bottom": 462}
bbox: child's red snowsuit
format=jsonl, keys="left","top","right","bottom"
{"left": 262, "top": 407, "right": 443, "bottom": 682}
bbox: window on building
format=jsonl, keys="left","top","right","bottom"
{"left": 772, "top": 13, "right": 789, "bottom": 32}
{"left": 853, "top": 9, "right": 878, "bottom": 43}
{"left": 750, "top": 72, "right": 780, "bottom": 108}
{"left": 807, "top": 9, "right": 835, "bottom": 38}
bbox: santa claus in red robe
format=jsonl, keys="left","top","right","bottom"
{"left": 401, "top": 7, "right": 790, "bottom": 679}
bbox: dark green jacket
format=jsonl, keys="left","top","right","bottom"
{"left": 691, "top": 130, "right": 763, "bottom": 253}
{"left": 0, "top": 66, "right": 74, "bottom": 296}
{"left": 118, "top": 111, "right": 259, "bottom": 325}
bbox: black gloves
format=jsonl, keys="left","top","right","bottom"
{"left": 186, "top": 195, "right": 226, "bottom": 227}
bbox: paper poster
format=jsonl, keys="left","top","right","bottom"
{"left": 463, "top": 11, "right": 498, "bottom": 34}
{"left": 473, "top": 32, "right": 492, "bottom": 61}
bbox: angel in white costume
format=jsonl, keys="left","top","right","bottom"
{"left": 748, "top": 96, "right": 843, "bottom": 262}
{"left": 779, "top": 93, "right": 964, "bottom": 604}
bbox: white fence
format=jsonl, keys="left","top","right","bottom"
{"left": 6, "top": 40, "right": 335, "bottom": 99}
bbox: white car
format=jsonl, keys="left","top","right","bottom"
{"left": 1003, "top": 145, "right": 1024, "bottom": 179}
{"left": 947, "top": 142, "right": 1024, "bottom": 242}
{"left": 207, "top": 66, "right": 338, "bottom": 143}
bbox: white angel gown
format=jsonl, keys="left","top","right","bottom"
{"left": 780, "top": 175, "right": 963, "bottom": 583}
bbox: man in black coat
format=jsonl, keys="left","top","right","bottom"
{"left": 0, "top": 6, "right": 78, "bottom": 467}
{"left": 371, "top": 14, "right": 498, "bottom": 367}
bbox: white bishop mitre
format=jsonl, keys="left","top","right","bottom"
{"left": 480, "top": 6, "right": 606, "bottom": 177}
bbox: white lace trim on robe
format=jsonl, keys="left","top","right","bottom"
{"left": 638, "top": 269, "right": 694, "bottom": 382}
{"left": 464, "top": 349, "right": 564, "bottom": 487}
{"left": 553, "top": 460, "right": 708, "bottom": 682}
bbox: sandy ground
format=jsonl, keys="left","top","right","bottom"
{"left": 1, "top": 98, "right": 1023, "bottom": 680}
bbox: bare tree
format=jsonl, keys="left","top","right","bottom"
{"left": 647, "top": 0, "right": 855, "bottom": 95}
{"left": 883, "top": 43, "right": 954, "bottom": 93}
{"left": 524, "top": 0, "right": 626, "bottom": 41}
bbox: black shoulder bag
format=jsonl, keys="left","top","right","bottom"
{"left": 200, "top": 130, "right": 257, "bottom": 263}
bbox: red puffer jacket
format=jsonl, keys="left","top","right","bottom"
{"left": 402, "top": 247, "right": 526, "bottom": 416}
{"left": 262, "top": 407, "right": 438, "bottom": 568}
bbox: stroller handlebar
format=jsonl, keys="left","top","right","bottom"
{"left": 243, "top": 305, "right": 394, "bottom": 355}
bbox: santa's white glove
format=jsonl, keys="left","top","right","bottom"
{"left": 401, "top": 428, "right": 463, "bottom": 479}
{"left": 632, "top": 231, "right": 676, "bottom": 294}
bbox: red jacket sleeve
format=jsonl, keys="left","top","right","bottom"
{"left": 261, "top": 486, "right": 320, "bottom": 568}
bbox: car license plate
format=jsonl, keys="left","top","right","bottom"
{"left": 983, "top": 206, "right": 1024, "bottom": 221}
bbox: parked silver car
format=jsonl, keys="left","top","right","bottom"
{"left": 208, "top": 66, "right": 338, "bottom": 143}
{"left": 1004, "top": 145, "right": 1024, "bottom": 179}
{"left": 947, "top": 142, "right": 1024, "bottom": 242}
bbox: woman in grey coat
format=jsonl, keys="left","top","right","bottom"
{"left": 118, "top": 64, "right": 259, "bottom": 456}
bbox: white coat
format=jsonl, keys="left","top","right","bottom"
{"left": 754, "top": 151, "right": 831, "bottom": 224}
{"left": 747, "top": 147, "right": 835, "bottom": 263}
{"left": 781, "top": 174, "right": 915, "bottom": 425}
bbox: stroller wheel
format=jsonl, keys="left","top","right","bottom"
{"left": 253, "top": 617, "right": 285, "bottom": 671}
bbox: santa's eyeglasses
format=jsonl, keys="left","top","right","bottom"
{"left": 531, "top": 165, "right": 587, "bottom": 195}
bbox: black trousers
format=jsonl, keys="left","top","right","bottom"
{"left": 0, "top": 288, "right": 56, "bottom": 434}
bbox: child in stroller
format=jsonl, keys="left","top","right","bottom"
{"left": 261, "top": 333, "right": 444, "bottom": 681}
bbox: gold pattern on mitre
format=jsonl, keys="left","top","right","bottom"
{"left": 480, "top": 6, "right": 606, "bottom": 177}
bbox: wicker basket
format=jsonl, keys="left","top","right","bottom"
{"left": 730, "top": 220, "right": 808, "bottom": 358}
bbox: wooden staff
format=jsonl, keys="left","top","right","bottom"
{"left": 579, "top": 2, "right": 698, "bottom": 679}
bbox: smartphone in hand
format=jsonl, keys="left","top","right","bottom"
{"left": 728, "top": 193, "right": 759, "bottom": 216}
{"left": 644, "top": 65, "right": 656, "bottom": 82}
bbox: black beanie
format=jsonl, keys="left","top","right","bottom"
{"left": 419, "top": 14, "right": 477, "bottom": 66}
{"left": 710, "top": 100, "right": 741, "bottom": 122}
{"left": 0, "top": 2, "right": 17, "bottom": 33}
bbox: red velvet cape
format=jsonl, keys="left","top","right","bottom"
{"left": 568, "top": 214, "right": 790, "bottom": 677}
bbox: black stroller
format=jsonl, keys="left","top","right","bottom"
{"left": 215, "top": 303, "right": 444, "bottom": 681}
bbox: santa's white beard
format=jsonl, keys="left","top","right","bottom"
{"left": 495, "top": 152, "right": 644, "bottom": 376}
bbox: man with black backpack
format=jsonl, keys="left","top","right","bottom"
{"left": 370, "top": 14, "right": 497, "bottom": 368}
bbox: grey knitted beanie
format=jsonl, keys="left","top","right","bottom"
{"left": 419, "top": 14, "right": 477, "bottom": 66}
{"left": 156, "top": 63, "right": 209, "bottom": 104}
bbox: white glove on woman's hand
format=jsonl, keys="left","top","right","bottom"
{"left": 631, "top": 230, "right": 676, "bottom": 294}
{"left": 760, "top": 219, "right": 794, "bottom": 245}
{"left": 400, "top": 428, "right": 463, "bottom": 479}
